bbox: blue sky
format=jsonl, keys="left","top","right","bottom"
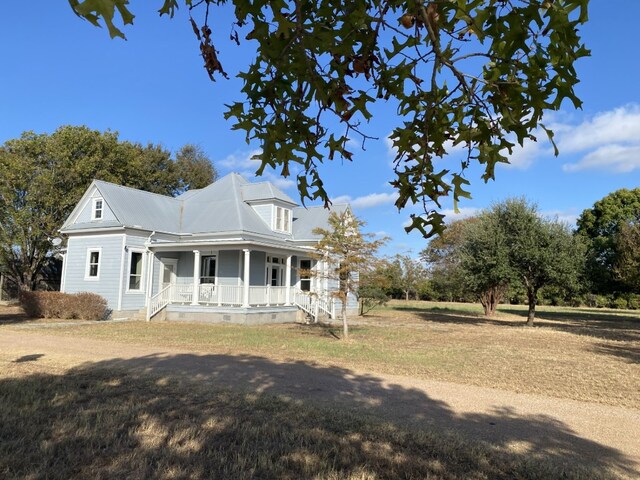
{"left": 1, "top": 2, "right": 639, "bottom": 256}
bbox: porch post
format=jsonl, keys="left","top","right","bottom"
{"left": 242, "top": 249, "right": 251, "bottom": 307}
{"left": 145, "top": 250, "right": 155, "bottom": 307}
{"left": 191, "top": 250, "right": 201, "bottom": 305}
{"left": 285, "top": 254, "right": 292, "bottom": 306}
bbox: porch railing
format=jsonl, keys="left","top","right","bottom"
{"left": 148, "top": 284, "right": 336, "bottom": 320}
{"left": 160, "top": 284, "right": 291, "bottom": 307}
{"left": 147, "top": 284, "right": 172, "bottom": 320}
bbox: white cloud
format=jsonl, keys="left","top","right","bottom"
{"left": 541, "top": 208, "right": 580, "bottom": 226}
{"left": 500, "top": 131, "right": 553, "bottom": 170}
{"left": 562, "top": 144, "right": 640, "bottom": 174}
{"left": 440, "top": 207, "right": 481, "bottom": 222}
{"left": 558, "top": 104, "right": 640, "bottom": 173}
{"left": 219, "top": 149, "right": 262, "bottom": 171}
{"left": 558, "top": 105, "right": 640, "bottom": 153}
{"left": 332, "top": 192, "right": 397, "bottom": 209}
{"left": 218, "top": 149, "right": 297, "bottom": 190}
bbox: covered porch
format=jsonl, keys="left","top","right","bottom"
{"left": 145, "top": 243, "right": 333, "bottom": 321}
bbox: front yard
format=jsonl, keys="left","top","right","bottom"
{"left": 1, "top": 301, "right": 638, "bottom": 479}
{"left": 4, "top": 300, "right": 637, "bottom": 408}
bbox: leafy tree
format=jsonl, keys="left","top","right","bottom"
{"left": 357, "top": 258, "right": 394, "bottom": 315}
{"left": 420, "top": 218, "right": 475, "bottom": 302}
{"left": 576, "top": 188, "right": 640, "bottom": 294}
{"left": 69, "top": 0, "right": 589, "bottom": 236}
{"left": 174, "top": 144, "right": 218, "bottom": 194}
{"left": 614, "top": 221, "right": 640, "bottom": 293}
{"left": 0, "top": 126, "right": 215, "bottom": 291}
{"left": 459, "top": 211, "right": 512, "bottom": 316}
{"left": 313, "top": 211, "right": 386, "bottom": 339}
{"left": 492, "top": 198, "right": 584, "bottom": 325}
{"left": 392, "top": 254, "right": 428, "bottom": 301}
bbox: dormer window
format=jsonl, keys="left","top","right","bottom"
{"left": 92, "top": 198, "right": 103, "bottom": 220}
{"left": 274, "top": 206, "right": 291, "bottom": 233}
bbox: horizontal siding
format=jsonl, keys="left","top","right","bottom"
{"left": 63, "top": 234, "right": 123, "bottom": 310}
{"left": 120, "top": 234, "right": 151, "bottom": 311}
{"left": 75, "top": 188, "right": 117, "bottom": 224}
{"left": 218, "top": 250, "right": 240, "bottom": 286}
{"left": 249, "top": 251, "right": 266, "bottom": 285}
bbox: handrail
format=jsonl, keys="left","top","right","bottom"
{"left": 147, "top": 284, "right": 173, "bottom": 320}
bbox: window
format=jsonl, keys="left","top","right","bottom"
{"left": 92, "top": 198, "right": 103, "bottom": 220}
{"left": 85, "top": 248, "right": 101, "bottom": 279}
{"left": 128, "top": 251, "right": 144, "bottom": 291}
{"left": 274, "top": 206, "right": 291, "bottom": 233}
{"left": 266, "top": 256, "right": 284, "bottom": 287}
{"left": 299, "top": 259, "right": 311, "bottom": 292}
{"left": 201, "top": 255, "right": 216, "bottom": 284}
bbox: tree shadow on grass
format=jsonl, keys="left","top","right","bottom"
{"left": 592, "top": 343, "right": 640, "bottom": 364}
{"left": 0, "top": 306, "right": 30, "bottom": 325}
{"left": 499, "top": 306, "right": 640, "bottom": 343}
{"left": 385, "top": 304, "right": 640, "bottom": 344}
{"left": 1, "top": 353, "right": 636, "bottom": 479}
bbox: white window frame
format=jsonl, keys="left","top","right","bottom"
{"left": 91, "top": 197, "right": 104, "bottom": 220}
{"left": 126, "top": 248, "right": 145, "bottom": 293}
{"left": 85, "top": 247, "right": 102, "bottom": 280}
{"left": 273, "top": 206, "right": 291, "bottom": 233}
{"left": 298, "top": 258, "right": 313, "bottom": 292}
{"left": 200, "top": 253, "right": 218, "bottom": 284}
{"left": 265, "top": 255, "right": 285, "bottom": 286}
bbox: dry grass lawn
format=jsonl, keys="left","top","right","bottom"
{"left": 4, "top": 300, "right": 637, "bottom": 409}
{"left": 0, "top": 301, "right": 637, "bottom": 479}
{"left": 0, "top": 355, "right": 614, "bottom": 480}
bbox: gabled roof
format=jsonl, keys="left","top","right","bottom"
{"left": 92, "top": 181, "right": 181, "bottom": 233}
{"left": 61, "top": 173, "right": 346, "bottom": 242}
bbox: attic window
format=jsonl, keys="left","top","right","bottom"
{"left": 274, "top": 206, "right": 291, "bottom": 233}
{"left": 92, "top": 198, "right": 103, "bottom": 220}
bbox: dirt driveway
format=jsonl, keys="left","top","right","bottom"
{"left": 1, "top": 329, "right": 638, "bottom": 478}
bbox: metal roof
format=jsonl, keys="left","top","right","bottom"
{"left": 292, "top": 204, "right": 349, "bottom": 240}
{"left": 62, "top": 173, "right": 343, "bottom": 242}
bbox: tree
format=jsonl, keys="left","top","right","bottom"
{"left": 459, "top": 212, "right": 512, "bottom": 316}
{"left": 313, "top": 211, "right": 386, "bottom": 339}
{"left": 357, "top": 258, "right": 394, "bottom": 315}
{"left": 0, "top": 126, "right": 215, "bottom": 291}
{"left": 492, "top": 198, "right": 584, "bottom": 325}
{"left": 576, "top": 188, "right": 640, "bottom": 294}
{"left": 174, "top": 144, "right": 218, "bottom": 194}
{"left": 420, "top": 218, "right": 475, "bottom": 302}
{"left": 392, "top": 254, "right": 427, "bottom": 301}
{"left": 614, "top": 221, "right": 640, "bottom": 293}
{"left": 69, "top": 0, "right": 589, "bottom": 236}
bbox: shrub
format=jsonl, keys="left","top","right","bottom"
{"left": 609, "top": 296, "right": 628, "bottom": 310}
{"left": 20, "top": 291, "right": 108, "bottom": 320}
{"left": 626, "top": 294, "right": 640, "bottom": 310}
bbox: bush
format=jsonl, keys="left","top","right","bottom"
{"left": 626, "top": 294, "right": 640, "bottom": 310}
{"left": 609, "top": 296, "right": 628, "bottom": 310}
{"left": 20, "top": 291, "right": 108, "bottom": 320}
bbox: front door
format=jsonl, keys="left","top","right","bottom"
{"left": 159, "top": 258, "right": 178, "bottom": 289}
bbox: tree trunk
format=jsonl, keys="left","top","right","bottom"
{"left": 526, "top": 289, "right": 537, "bottom": 326}
{"left": 342, "top": 299, "right": 349, "bottom": 340}
{"left": 479, "top": 285, "right": 506, "bottom": 317}
{"left": 405, "top": 290, "right": 409, "bottom": 301}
